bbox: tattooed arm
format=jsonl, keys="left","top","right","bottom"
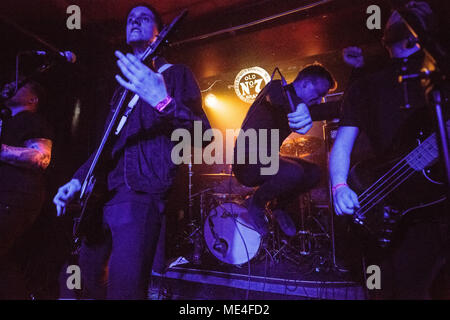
{"left": 0, "top": 138, "right": 52, "bottom": 170}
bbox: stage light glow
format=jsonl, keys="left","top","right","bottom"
{"left": 205, "top": 93, "right": 219, "bottom": 109}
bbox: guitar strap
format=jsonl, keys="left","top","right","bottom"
{"left": 114, "top": 63, "right": 174, "bottom": 135}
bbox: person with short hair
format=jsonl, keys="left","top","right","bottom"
{"left": 0, "top": 80, "right": 53, "bottom": 299}
{"left": 329, "top": 1, "right": 448, "bottom": 299}
{"left": 233, "top": 64, "right": 336, "bottom": 237}
{"left": 53, "top": 4, "right": 211, "bottom": 299}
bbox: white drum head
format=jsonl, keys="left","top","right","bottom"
{"left": 204, "top": 202, "right": 261, "bottom": 265}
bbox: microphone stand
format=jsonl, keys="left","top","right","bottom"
{"left": 0, "top": 12, "right": 80, "bottom": 108}
{"left": 0, "top": 9, "right": 77, "bottom": 101}
{"left": 392, "top": 3, "right": 450, "bottom": 202}
{"left": 0, "top": 105, "right": 12, "bottom": 148}
{"left": 271, "top": 67, "right": 297, "bottom": 112}
{"left": 0, "top": 52, "right": 58, "bottom": 150}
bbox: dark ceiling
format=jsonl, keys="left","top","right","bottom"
{"left": 0, "top": 0, "right": 255, "bottom": 24}
{"left": 0, "top": 0, "right": 448, "bottom": 178}
{"left": 0, "top": 0, "right": 448, "bottom": 90}
{"left": 0, "top": 0, "right": 365, "bottom": 47}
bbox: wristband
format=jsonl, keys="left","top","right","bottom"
{"left": 332, "top": 183, "right": 348, "bottom": 195}
{"left": 154, "top": 96, "right": 173, "bottom": 112}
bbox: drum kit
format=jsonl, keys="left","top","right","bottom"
{"left": 182, "top": 120, "right": 342, "bottom": 271}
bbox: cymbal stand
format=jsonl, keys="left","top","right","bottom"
{"left": 269, "top": 195, "right": 312, "bottom": 267}
{"left": 269, "top": 182, "right": 341, "bottom": 273}
{"left": 184, "top": 159, "right": 203, "bottom": 264}
{"left": 323, "top": 120, "right": 350, "bottom": 272}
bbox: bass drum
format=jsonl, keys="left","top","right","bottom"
{"left": 203, "top": 202, "right": 261, "bottom": 265}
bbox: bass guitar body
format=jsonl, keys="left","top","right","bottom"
{"left": 347, "top": 119, "right": 448, "bottom": 248}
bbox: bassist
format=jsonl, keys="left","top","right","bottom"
{"left": 329, "top": 2, "right": 449, "bottom": 299}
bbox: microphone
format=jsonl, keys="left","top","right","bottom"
{"left": 24, "top": 50, "right": 77, "bottom": 63}
{"left": 272, "top": 67, "right": 297, "bottom": 113}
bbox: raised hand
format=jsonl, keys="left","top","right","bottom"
{"left": 114, "top": 50, "right": 168, "bottom": 107}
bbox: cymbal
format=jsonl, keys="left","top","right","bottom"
{"left": 197, "top": 173, "right": 255, "bottom": 195}
{"left": 200, "top": 173, "right": 234, "bottom": 177}
{"left": 280, "top": 136, "right": 323, "bottom": 157}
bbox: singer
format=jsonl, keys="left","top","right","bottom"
{"left": 233, "top": 64, "right": 336, "bottom": 237}
{"left": 0, "top": 81, "right": 53, "bottom": 299}
{"left": 53, "top": 4, "right": 210, "bottom": 299}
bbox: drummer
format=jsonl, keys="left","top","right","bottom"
{"left": 233, "top": 64, "right": 336, "bottom": 237}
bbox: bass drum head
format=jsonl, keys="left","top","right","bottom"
{"left": 204, "top": 202, "right": 261, "bottom": 265}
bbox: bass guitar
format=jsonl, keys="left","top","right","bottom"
{"left": 348, "top": 119, "right": 449, "bottom": 247}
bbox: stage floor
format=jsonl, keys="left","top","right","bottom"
{"left": 150, "top": 252, "right": 366, "bottom": 300}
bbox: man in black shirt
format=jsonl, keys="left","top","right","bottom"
{"left": 330, "top": 2, "right": 448, "bottom": 299}
{"left": 233, "top": 65, "right": 336, "bottom": 237}
{"left": 0, "top": 81, "right": 53, "bottom": 299}
{"left": 53, "top": 4, "right": 210, "bottom": 299}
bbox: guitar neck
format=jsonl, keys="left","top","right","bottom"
{"left": 405, "top": 133, "right": 439, "bottom": 171}
{"left": 79, "top": 10, "right": 188, "bottom": 197}
{"left": 405, "top": 119, "right": 450, "bottom": 171}
{"left": 355, "top": 123, "right": 447, "bottom": 216}
{"left": 80, "top": 89, "right": 129, "bottom": 197}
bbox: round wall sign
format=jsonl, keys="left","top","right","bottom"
{"left": 234, "top": 67, "right": 271, "bottom": 103}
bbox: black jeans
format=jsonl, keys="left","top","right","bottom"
{"left": 0, "top": 192, "right": 43, "bottom": 299}
{"left": 371, "top": 207, "right": 450, "bottom": 299}
{"left": 78, "top": 195, "right": 165, "bottom": 300}
{"left": 233, "top": 156, "right": 321, "bottom": 209}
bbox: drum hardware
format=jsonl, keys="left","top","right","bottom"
{"left": 185, "top": 160, "right": 200, "bottom": 264}
{"left": 299, "top": 193, "right": 311, "bottom": 256}
{"left": 269, "top": 193, "right": 313, "bottom": 262}
{"left": 181, "top": 130, "right": 344, "bottom": 272}
{"left": 323, "top": 119, "right": 349, "bottom": 272}
{"left": 280, "top": 135, "right": 324, "bottom": 158}
{"left": 298, "top": 230, "right": 312, "bottom": 256}
{"left": 196, "top": 189, "right": 337, "bottom": 273}
{"left": 199, "top": 172, "right": 255, "bottom": 196}
{"left": 210, "top": 193, "right": 244, "bottom": 205}
{"left": 175, "top": 119, "right": 350, "bottom": 273}
{"left": 185, "top": 180, "right": 253, "bottom": 266}
{"left": 183, "top": 165, "right": 255, "bottom": 266}
{"left": 183, "top": 160, "right": 215, "bottom": 265}
{"left": 200, "top": 173, "right": 234, "bottom": 177}
{"left": 266, "top": 191, "right": 336, "bottom": 273}
{"left": 198, "top": 180, "right": 330, "bottom": 268}
{"left": 186, "top": 223, "right": 203, "bottom": 265}
{"left": 203, "top": 201, "right": 262, "bottom": 265}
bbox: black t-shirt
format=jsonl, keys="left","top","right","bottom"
{"left": 235, "top": 80, "right": 340, "bottom": 165}
{"left": 236, "top": 80, "right": 297, "bottom": 163}
{"left": 0, "top": 110, "right": 53, "bottom": 200}
{"left": 340, "top": 52, "right": 427, "bottom": 156}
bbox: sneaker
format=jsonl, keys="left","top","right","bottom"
{"left": 272, "top": 209, "right": 296, "bottom": 237}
